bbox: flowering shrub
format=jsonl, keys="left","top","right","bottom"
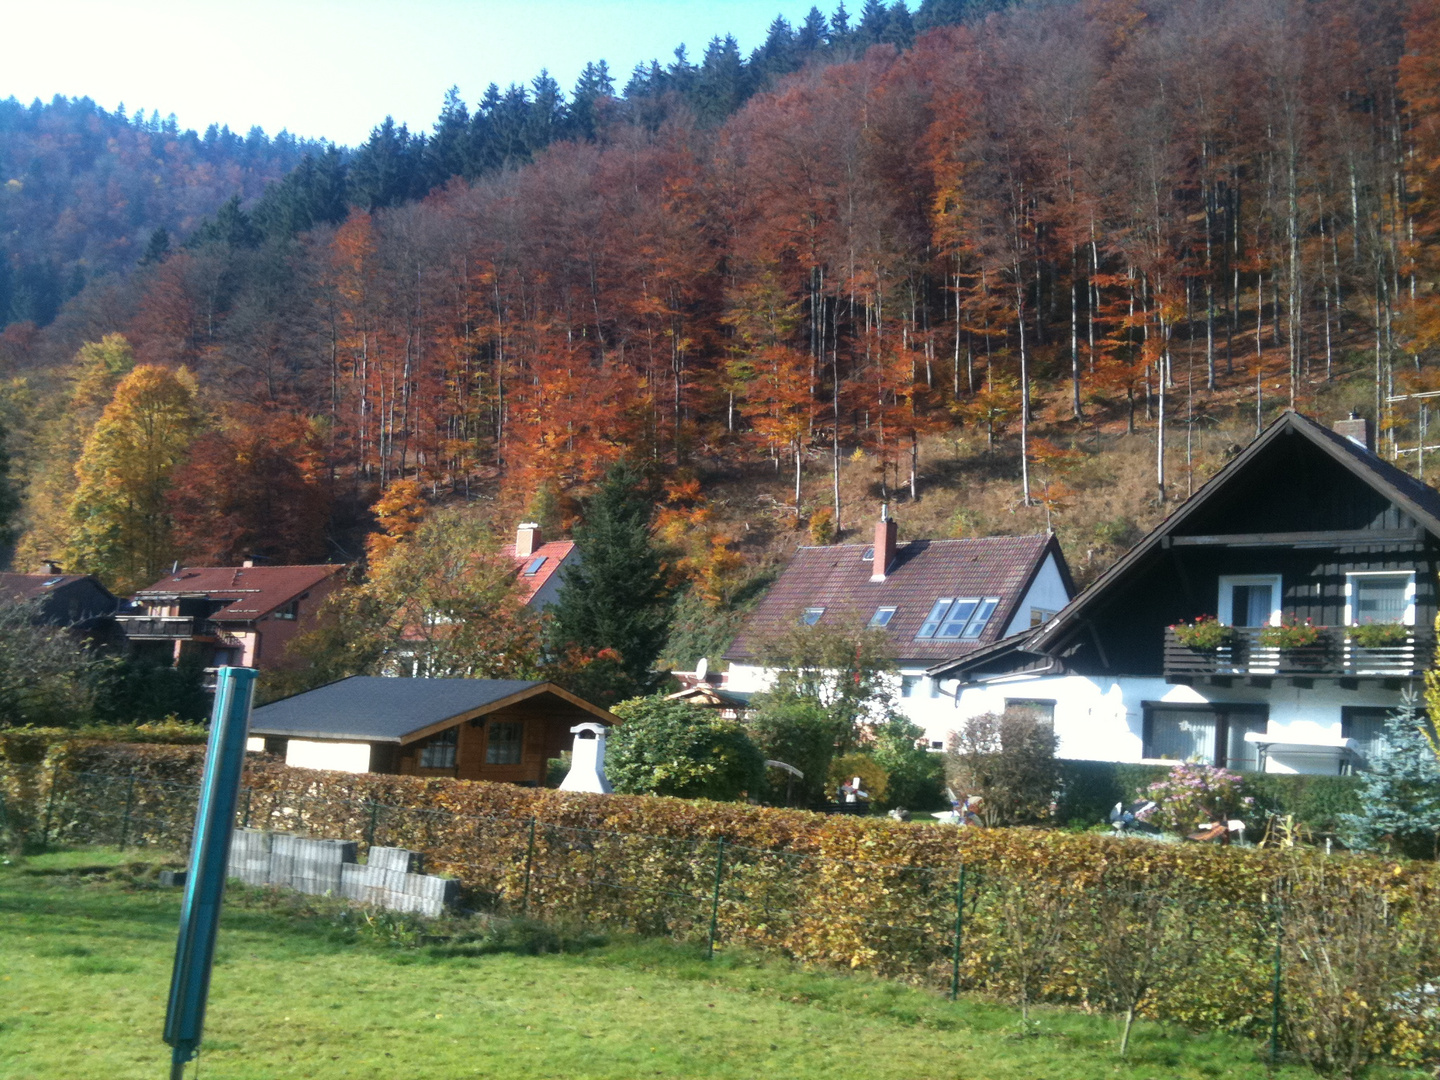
{"left": 1145, "top": 762, "right": 1254, "bottom": 834}
{"left": 1258, "top": 619, "right": 1321, "bottom": 649}
{"left": 1347, "top": 622, "right": 1410, "bottom": 648}
{"left": 1170, "top": 616, "right": 1230, "bottom": 649}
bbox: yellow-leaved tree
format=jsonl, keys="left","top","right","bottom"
{"left": 64, "top": 364, "right": 201, "bottom": 593}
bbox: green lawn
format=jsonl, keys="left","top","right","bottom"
{"left": 0, "top": 848, "right": 1409, "bottom": 1080}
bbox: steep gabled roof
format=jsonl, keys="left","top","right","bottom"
{"left": 133, "top": 564, "right": 345, "bottom": 621}
{"left": 249, "top": 676, "right": 615, "bottom": 743}
{"left": 499, "top": 540, "right": 575, "bottom": 605}
{"left": 725, "top": 533, "right": 1070, "bottom": 663}
{"left": 928, "top": 410, "right": 1440, "bottom": 678}
{"left": 0, "top": 572, "right": 110, "bottom": 603}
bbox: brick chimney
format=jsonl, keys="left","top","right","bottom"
{"left": 516, "top": 522, "right": 541, "bottom": 558}
{"left": 871, "top": 506, "right": 898, "bottom": 582}
{"left": 39, "top": 559, "right": 62, "bottom": 575}
{"left": 1333, "top": 412, "right": 1374, "bottom": 452}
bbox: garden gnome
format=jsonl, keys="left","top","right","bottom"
{"left": 559, "top": 722, "right": 613, "bottom": 794}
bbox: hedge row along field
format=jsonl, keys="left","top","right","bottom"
{"left": 3, "top": 739, "right": 1437, "bottom": 1074}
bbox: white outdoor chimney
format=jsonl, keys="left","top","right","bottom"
{"left": 1333, "top": 412, "right": 1375, "bottom": 452}
{"left": 559, "top": 722, "right": 613, "bottom": 794}
{"left": 515, "top": 522, "right": 542, "bottom": 558}
{"left": 871, "top": 505, "right": 898, "bottom": 582}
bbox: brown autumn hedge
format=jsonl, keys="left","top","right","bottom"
{"left": 9, "top": 741, "right": 1440, "bottom": 1068}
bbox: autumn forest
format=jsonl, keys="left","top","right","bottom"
{"left": 3, "top": 0, "right": 1440, "bottom": 650}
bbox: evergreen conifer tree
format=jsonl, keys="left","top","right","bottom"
{"left": 1341, "top": 693, "right": 1440, "bottom": 858}
{"left": 547, "top": 462, "right": 672, "bottom": 702}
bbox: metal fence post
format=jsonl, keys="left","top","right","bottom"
{"left": 706, "top": 836, "right": 727, "bottom": 960}
{"left": 240, "top": 787, "right": 253, "bottom": 830}
{"left": 1270, "top": 888, "right": 1284, "bottom": 1067}
{"left": 521, "top": 818, "right": 537, "bottom": 913}
{"left": 117, "top": 775, "right": 137, "bottom": 850}
{"left": 40, "top": 760, "right": 61, "bottom": 846}
{"left": 365, "top": 800, "right": 380, "bottom": 849}
{"left": 950, "top": 862, "right": 966, "bottom": 1001}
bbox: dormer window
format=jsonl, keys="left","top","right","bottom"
{"left": 273, "top": 600, "right": 299, "bottom": 621}
{"left": 869, "top": 606, "right": 897, "bottom": 628}
{"left": 524, "top": 556, "right": 547, "bottom": 576}
{"left": 801, "top": 606, "right": 825, "bottom": 626}
{"left": 916, "top": 597, "right": 1000, "bottom": 640}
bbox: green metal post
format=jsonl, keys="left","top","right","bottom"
{"left": 365, "top": 800, "right": 380, "bottom": 849}
{"left": 240, "top": 787, "right": 253, "bottom": 830}
{"left": 950, "top": 862, "right": 966, "bottom": 1000}
{"left": 706, "top": 837, "right": 727, "bottom": 960}
{"left": 117, "top": 775, "right": 136, "bottom": 850}
{"left": 521, "top": 818, "right": 537, "bottom": 913}
{"left": 40, "top": 760, "right": 60, "bottom": 846}
{"left": 1270, "top": 890, "right": 1283, "bottom": 1067}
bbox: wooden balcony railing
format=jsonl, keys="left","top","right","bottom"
{"left": 116, "top": 615, "right": 194, "bottom": 639}
{"left": 1163, "top": 625, "right": 1433, "bottom": 679}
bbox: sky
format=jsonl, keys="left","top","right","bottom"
{"left": 3, "top": 0, "right": 803, "bottom": 147}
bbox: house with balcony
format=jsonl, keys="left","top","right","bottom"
{"left": 928, "top": 411, "right": 1438, "bottom": 775}
{"left": 723, "top": 512, "right": 1075, "bottom": 739}
{"left": 119, "top": 562, "right": 345, "bottom": 672}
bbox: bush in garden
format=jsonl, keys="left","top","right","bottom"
{"left": 747, "top": 688, "right": 847, "bottom": 805}
{"left": 606, "top": 695, "right": 765, "bottom": 801}
{"left": 945, "top": 708, "right": 1059, "bottom": 825}
{"left": 826, "top": 752, "right": 888, "bottom": 805}
{"left": 871, "top": 716, "right": 946, "bottom": 811}
{"left": 1144, "top": 762, "right": 1252, "bottom": 834}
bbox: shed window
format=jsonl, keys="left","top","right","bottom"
{"left": 486, "top": 721, "right": 524, "bottom": 765}
{"left": 419, "top": 727, "right": 458, "bottom": 769}
{"left": 869, "top": 606, "right": 897, "bottom": 628}
{"left": 801, "top": 606, "right": 825, "bottom": 626}
{"left": 524, "top": 556, "right": 547, "bottom": 576}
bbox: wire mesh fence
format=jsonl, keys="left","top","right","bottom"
{"left": 4, "top": 762, "right": 1440, "bottom": 1069}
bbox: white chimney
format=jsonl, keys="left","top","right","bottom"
{"left": 559, "top": 722, "right": 612, "bottom": 794}
{"left": 516, "top": 522, "right": 541, "bottom": 558}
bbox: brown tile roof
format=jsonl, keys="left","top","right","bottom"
{"left": 133, "top": 564, "right": 345, "bottom": 621}
{"left": 0, "top": 572, "right": 95, "bottom": 601}
{"left": 724, "top": 534, "right": 1064, "bottom": 663}
{"left": 499, "top": 540, "right": 575, "bottom": 605}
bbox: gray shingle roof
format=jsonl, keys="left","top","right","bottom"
{"left": 249, "top": 676, "right": 544, "bottom": 742}
{"left": 724, "top": 534, "right": 1066, "bottom": 663}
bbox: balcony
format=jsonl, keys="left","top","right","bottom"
{"left": 116, "top": 615, "right": 195, "bottom": 639}
{"left": 1163, "top": 625, "right": 1433, "bottom": 681}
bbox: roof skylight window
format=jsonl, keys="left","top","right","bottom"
{"left": 523, "top": 556, "right": 547, "bottom": 576}
{"left": 916, "top": 597, "right": 1001, "bottom": 640}
{"left": 869, "top": 606, "right": 897, "bottom": 628}
{"left": 862, "top": 546, "right": 875, "bottom": 560}
{"left": 801, "top": 606, "right": 825, "bottom": 626}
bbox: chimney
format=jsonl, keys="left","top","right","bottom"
{"left": 871, "top": 505, "right": 898, "bottom": 582}
{"left": 39, "top": 559, "right": 62, "bottom": 575}
{"left": 241, "top": 559, "right": 255, "bottom": 568}
{"left": 1334, "top": 412, "right": 1375, "bottom": 453}
{"left": 515, "top": 522, "right": 541, "bottom": 558}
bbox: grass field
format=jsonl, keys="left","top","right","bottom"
{"left": 0, "top": 848, "right": 1415, "bottom": 1080}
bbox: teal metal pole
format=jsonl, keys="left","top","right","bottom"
{"left": 163, "top": 667, "right": 257, "bottom": 1080}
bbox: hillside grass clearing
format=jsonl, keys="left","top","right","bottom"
{"left": 1, "top": 848, "right": 1416, "bottom": 1080}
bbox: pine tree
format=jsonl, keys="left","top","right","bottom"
{"left": 546, "top": 462, "right": 672, "bottom": 702}
{"left": 1340, "top": 693, "right": 1440, "bottom": 858}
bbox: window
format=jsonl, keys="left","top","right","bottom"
{"left": 1142, "top": 703, "right": 1268, "bottom": 771}
{"left": 1005, "top": 698, "right": 1055, "bottom": 731}
{"left": 869, "top": 606, "right": 897, "bottom": 628}
{"left": 419, "top": 728, "right": 458, "bottom": 769}
{"left": 801, "top": 606, "right": 825, "bottom": 626}
{"left": 1342, "top": 706, "right": 1391, "bottom": 764}
{"left": 900, "top": 675, "right": 922, "bottom": 698}
{"left": 1347, "top": 572, "right": 1414, "bottom": 626}
{"left": 1029, "top": 607, "right": 1058, "bottom": 628}
{"left": 273, "top": 600, "right": 299, "bottom": 620}
{"left": 485, "top": 721, "right": 524, "bottom": 765}
{"left": 916, "top": 597, "right": 1002, "bottom": 640}
{"left": 1218, "top": 575, "right": 1281, "bottom": 627}
{"left": 523, "top": 556, "right": 547, "bottom": 576}
{"left": 862, "top": 546, "right": 875, "bottom": 560}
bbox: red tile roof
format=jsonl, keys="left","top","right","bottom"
{"left": 0, "top": 572, "right": 95, "bottom": 601}
{"left": 725, "top": 535, "right": 1064, "bottom": 663}
{"left": 133, "top": 564, "right": 345, "bottom": 621}
{"left": 500, "top": 540, "right": 575, "bottom": 605}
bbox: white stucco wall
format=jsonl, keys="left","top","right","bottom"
{"left": 284, "top": 739, "right": 373, "bottom": 774}
{"left": 1001, "top": 553, "right": 1071, "bottom": 638}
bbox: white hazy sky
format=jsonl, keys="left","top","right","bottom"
{"left": 4, "top": 0, "right": 805, "bottom": 146}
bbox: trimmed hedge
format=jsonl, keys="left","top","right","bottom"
{"left": 6, "top": 742, "right": 1439, "bottom": 1069}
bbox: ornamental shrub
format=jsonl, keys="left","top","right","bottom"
{"left": 1144, "top": 762, "right": 1253, "bottom": 834}
{"left": 1347, "top": 622, "right": 1410, "bottom": 648}
{"left": 606, "top": 695, "right": 765, "bottom": 801}
{"left": 1170, "top": 616, "right": 1230, "bottom": 650}
{"left": 1340, "top": 694, "right": 1440, "bottom": 858}
{"left": 1258, "top": 619, "right": 1321, "bottom": 649}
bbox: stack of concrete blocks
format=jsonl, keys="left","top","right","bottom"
{"left": 226, "top": 829, "right": 457, "bottom": 916}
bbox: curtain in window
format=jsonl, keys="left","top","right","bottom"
{"left": 1146, "top": 708, "right": 1216, "bottom": 761}
{"left": 1352, "top": 575, "right": 1409, "bottom": 625}
{"left": 1230, "top": 583, "right": 1272, "bottom": 627}
{"left": 1224, "top": 714, "right": 1267, "bottom": 771}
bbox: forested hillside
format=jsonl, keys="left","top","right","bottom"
{"left": 5, "top": 0, "right": 1440, "bottom": 627}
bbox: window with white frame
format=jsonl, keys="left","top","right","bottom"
{"left": 869, "top": 606, "right": 897, "bottom": 628}
{"left": 1346, "top": 572, "right": 1414, "bottom": 626}
{"left": 915, "top": 597, "right": 1000, "bottom": 640}
{"left": 801, "top": 606, "right": 825, "bottom": 626}
{"left": 1217, "top": 575, "right": 1282, "bottom": 627}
